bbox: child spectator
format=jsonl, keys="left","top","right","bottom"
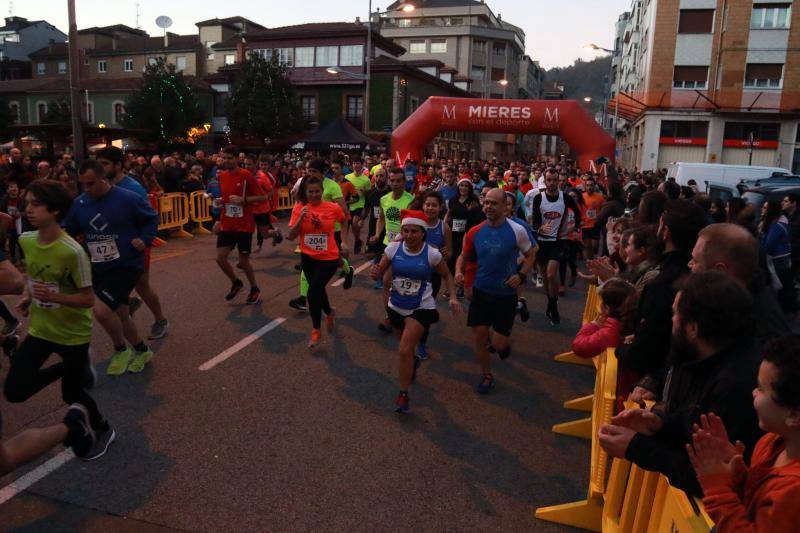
{"left": 689, "top": 334, "right": 800, "bottom": 532}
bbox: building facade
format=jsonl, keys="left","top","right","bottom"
{"left": 0, "top": 16, "right": 66, "bottom": 80}
{"left": 611, "top": 0, "right": 800, "bottom": 173}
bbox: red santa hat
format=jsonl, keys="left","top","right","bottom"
{"left": 457, "top": 177, "right": 473, "bottom": 187}
{"left": 400, "top": 209, "right": 429, "bottom": 229}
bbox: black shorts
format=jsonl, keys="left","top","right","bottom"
{"left": 334, "top": 231, "right": 342, "bottom": 250}
{"left": 253, "top": 213, "right": 273, "bottom": 229}
{"left": 94, "top": 266, "right": 143, "bottom": 310}
{"left": 217, "top": 231, "right": 253, "bottom": 254}
{"left": 536, "top": 240, "right": 566, "bottom": 266}
{"left": 583, "top": 226, "right": 600, "bottom": 240}
{"left": 467, "top": 287, "right": 517, "bottom": 337}
{"left": 350, "top": 207, "right": 364, "bottom": 219}
{"left": 387, "top": 306, "right": 440, "bottom": 330}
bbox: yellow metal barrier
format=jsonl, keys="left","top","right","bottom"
{"left": 157, "top": 193, "right": 193, "bottom": 239}
{"left": 535, "top": 348, "right": 618, "bottom": 530}
{"left": 275, "top": 186, "right": 294, "bottom": 211}
{"left": 188, "top": 191, "right": 213, "bottom": 235}
{"left": 554, "top": 283, "right": 600, "bottom": 367}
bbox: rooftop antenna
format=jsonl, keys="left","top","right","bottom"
{"left": 9, "top": 0, "right": 14, "bottom": 16}
{"left": 155, "top": 15, "right": 172, "bottom": 49}
{"left": 135, "top": 2, "right": 142, "bottom": 29}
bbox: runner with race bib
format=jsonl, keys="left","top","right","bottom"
{"left": 289, "top": 176, "right": 349, "bottom": 348}
{"left": 370, "top": 210, "right": 459, "bottom": 413}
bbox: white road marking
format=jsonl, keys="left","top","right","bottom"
{"left": 0, "top": 449, "right": 74, "bottom": 505}
{"left": 332, "top": 261, "right": 372, "bottom": 287}
{"left": 198, "top": 318, "right": 286, "bottom": 371}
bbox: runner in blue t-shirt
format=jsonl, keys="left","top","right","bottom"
{"left": 457, "top": 188, "right": 536, "bottom": 394}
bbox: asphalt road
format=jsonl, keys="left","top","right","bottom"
{"left": 0, "top": 223, "right": 596, "bottom": 532}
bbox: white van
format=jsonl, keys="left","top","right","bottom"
{"left": 666, "top": 162, "right": 791, "bottom": 189}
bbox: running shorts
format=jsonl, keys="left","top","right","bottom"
{"left": 536, "top": 240, "right": 566, "bottom": 267}
{"left": 349, "top": 207, "right": 365, "bottom": 219}
{"left": 467, "top": 287, "right": 517, "bottom": 337}
{"left": 94, "top": 266, "right": 143, "bottom": 310}
{"left": 387, "top": 307, "right": 440, "bottom": 330}
{"left": 253, "top": 213, "right": 273, "bottom": 229}
{"left": 217, "top": 231, "right": 253, "bottom": 254}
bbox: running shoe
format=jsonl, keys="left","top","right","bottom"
{"left": 476, "top": 374, "right": 495, "bottom": 394}
{"left": 550, "top": 304, "right": 561, "bottom": 326}
{"left": 127, "top": 297, "right": 142, "bottom": 317}
{"left": 84, "top": 348, "right": 97, "bottom": 389}
{"left": 107, "top": 347, "right": 132, "bottom": 376}
{"left": 272, "top": 229, "right": 284, "bottom": 246}
{"left": 354, "top": 240, "right": 363, "bottom": 255}
{"left": 148, "top": 319, "right": 170, "bottom": 340}
{"left": 394, "top": 392, "right": 410, "bottom": 414}
{"left": 416, "top": 342, "right": 428, "bottom": 361}
{"left": 225, "top": 279, "right": 244, "bottom": 301}
{"left": 289, "top": 296, "right": 308, "bottom": 311}
{"left": 517, "top": 297, "right": 530, "bottom": 323}
{"left": 456, "top": 287, "right": 465, "bottom": 299}
{"left": 308, "top": 329, "right": 321, "bottom": 348}
{"left": 83, "top": 422, "right": 116, "bottom": 461}
{"left": 343, "top": 267, "right": 354, "bottom": 290}
{"left": 246, "top": 286, "right": 261, "bottom": 305}
{"left": 127, "top": 348, "right": 154, "bottom": 373}
{"left": 535, "top": 274, "right": 544, "bottom": 288}
{"left": 63, "top": 404, "right": 96, "bottom": 459}
{"left": 2, "top": 334, "right": 18, "bottom": 359}
{"left": 373, "top": 278, "right": 383, "bottom": 290}
{"left": 326, "top": 308, "right": 336, "bottom": 333}
{"left": 1, "top": 318, "right": 20, "bottom": 336}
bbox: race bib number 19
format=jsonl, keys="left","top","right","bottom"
{"left": 88, "top": 238, "right": 120, "bottom": 263}
{"left": 393, "top": 277, "right": 422, "bottom": 296}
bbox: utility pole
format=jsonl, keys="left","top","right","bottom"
{"left": 67, "top": 0, "right": 85, "bottom": 165}
{"left": 364, "top": 0, "right": 372, "bottom": 135}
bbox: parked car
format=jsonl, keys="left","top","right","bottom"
{"left": 741, "top": 185, "right": 800, "bottom": 223}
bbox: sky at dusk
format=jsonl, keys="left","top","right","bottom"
{"left": 6, "top": 0, "right": 632, "bottom": 69}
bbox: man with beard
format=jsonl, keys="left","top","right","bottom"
{"left": 616, "top": 199, "right": 707, "bottom": 398}
{"left": 599, "top": 271, "right": 762, "bottom": 497}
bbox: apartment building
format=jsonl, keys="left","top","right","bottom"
{"left": 0, "top": 16, "right": 66, "bottom": 79}
{"left": 380, "top": 0, "right": 531, "bottom": 158}
{"left": 611, "top": 0, "right": 800, "bottom": 173}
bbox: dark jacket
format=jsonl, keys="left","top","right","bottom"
{"left": 625, "top": 340, "right": 762, "bottom": 497}
{"left": 787, "top": 209, "right": 800, "bottom": 262}
{"left": 752, "top": 279, "right": 794, "bottom": 344}
{"left": 615, "top": 250, "right": 690, "bottom": 375}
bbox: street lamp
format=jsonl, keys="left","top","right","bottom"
{"left": 584, "top": 43, "right": 617, "bottom": 134}
{"left": 498, "top": 79, "right": 509, "bottom": 86}
{"left": 583, "top": 96, "right": 592, "bottom": 102}
{"left": 583, "top": 43, "right": 614, "bottom": 54}
{"left": 326, "top": 66, "right": 367, "bottom": 79}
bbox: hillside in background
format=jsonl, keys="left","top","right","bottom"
{"left": 546, "top": 56, "right": 611, "bottom": 115}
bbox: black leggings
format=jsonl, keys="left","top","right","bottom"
{"left": 4, "top": 335, "right": 104, "bottom": 429}
{"left": 0, "top": 299, "right": 14, "bottom": 323}
{"left": 559, "top": 240, "right": 580, "bottom": 285}
{"left": 301, "top": 254, "right": 339, "bottom": 329}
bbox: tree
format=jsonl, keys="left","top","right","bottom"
{"left": 226, "top": 53, "right": 304, "bottom": 143}
{"left": 122, "top": 57, "right": 205, "bottom": 147}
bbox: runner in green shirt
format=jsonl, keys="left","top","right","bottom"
{"left": 5, "top": 179, "right": 115, "bottom": 461}
{"left": 345, "top": 158, "right": 372, "bottom": 254}
{"left": 372, "top": 168, "right": 415, "bottom": 246}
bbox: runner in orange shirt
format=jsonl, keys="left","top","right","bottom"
{"left": 581, "top": 174, "right": 605, "bottom": 260}
{"left": 288, "top": 175, "right": 349, "bottom": 348}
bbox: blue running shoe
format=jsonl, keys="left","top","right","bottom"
{"left": 416, "top": 342, "right": 428, "bottom": 361}
{"left": 476, "top": 374, "right": 495, "bottom": 394}
{"left": 373, "top": 278, "right": 383, "bottom": 290}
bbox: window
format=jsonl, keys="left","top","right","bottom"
{"left": 36, "top": 102, "right": 47, "bottom": 123}
{"left": 97, "top": 60, "right": 107, "bottom": 73}
{"left": 473, "top": 40, "right": 486, "bottom": 53}
{"left": 277, "top": 48, "right": 293, "bottom": 66}
{"left": 340, "top": 45, "right": 363, "bottom": 66}
{"left": 431, "top": 39, "right": 447, "bottom": 53}
{"left": 224, "top": 54, "right": 235, "bottom": 65}
{"left": 176, "top": 56, "right": 186, "bottom": 71}
{"left": 751, "top": 4, "right": 791, "bottom": 29}
{"left": 447, "top": 17, "right": 463, "bottom": 26}
{"left": 744, "top": 63, "right": 783, "bottom": 88}
{"left": 678, "top": 9, "right": 715, "bottom": 33}
{"left": 252, "top": 48, "right": 272, "bottom": 60}
{"left": 8, "top": 101, "right": 20, "bottom": 124}
{"left": 148, "top": 57, "right": 158, "bottom": 66}
{"left": 470, "top": 66, "right": 486, "bottom": 80}
{"left": 207, "top": 52, "right": 215, "bottom": 60}
{"left": 2, "top": 33, "right": 19, "bottom": 42}
{"left": 345, "top": 95, "right": 364, "bottom": 124}
{"left": 492, "top": 43, "right": 506, "bottom": 55}
{"left": 123, "top": 58, "right": 133, "bottom": 72}
{"left": 672, "top": 66, "right": 709, "bottom": 88}
{"left": 409, "top": 40, "right": 426, "bottom": 54}
{"left": 300, "top": 95, "right": 316, "bottom": 122}
{"left": 315, "top": 46, "right": 338, "bottom": 67}
{"left": 113, "top": 102, "right": 126, "bottom": 124}
{"left": 83, "top": 55, "right": 89, "bottom": 66}
{"left": 724, "top": 122, "right": 780, "bottom": 141}
{"left": 398, "top": 18, "right": 412, "bottom": 27}
{"left": 295, "top": 47, "right": 314, "bottom": 67}
{"left": 410, "top": 96, "right": 420, "bottom": 112}
{"left": 659, "top": 121, "right": 709, "bottom": 138}
{"left": 36, "top": 62, "right": 45, "bottom": 75}
{"left": 491, "top": 68, "right": 506, "bottom": 81}
{"left": 58, "top": 62, "right": 66, "bottom": 74}
{"left": 83, "top": 101, "right": 94, "bottom": 123}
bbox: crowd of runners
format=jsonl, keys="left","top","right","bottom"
{"left": 2, "top": 144, "right": 800, "bottom": 531}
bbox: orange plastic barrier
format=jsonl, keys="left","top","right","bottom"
{"left": 276, "top": 186, "right": 294, "bottom": 211}
{"left": 157, "top": 193, "right": 192, "bottom": 239}
{"left": 147, "top": 193, "right": 167, "bottom": 247}
{"left": 188, "top": 191, "right": 213, "bottom": 235}
{"left": 553, "top": 283, "right": 600, "bottom": 367}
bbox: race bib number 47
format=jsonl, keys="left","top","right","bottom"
{"left": 88, "top": 238, "right": 120, "bottom": 263}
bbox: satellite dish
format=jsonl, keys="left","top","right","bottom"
{"left": 155, "top": 16, "right": 173, "bottom": 29}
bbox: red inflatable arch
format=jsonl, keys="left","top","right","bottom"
{"left": 390, "top": 97, "right": 615, "bottom": 171}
